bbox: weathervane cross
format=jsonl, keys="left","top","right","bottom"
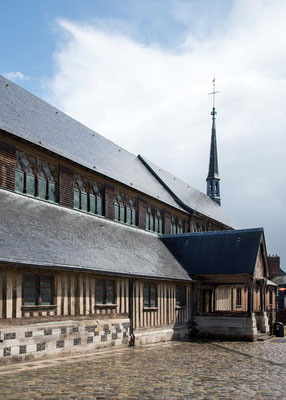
{"left": 208, "top": 77, "right": 220, "bottom": 108}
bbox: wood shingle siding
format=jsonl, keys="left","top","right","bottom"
{"left": 0, "top": 140, "right": 16, "bottom": 191}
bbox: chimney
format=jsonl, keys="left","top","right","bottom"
{"left": 267, "top": 255, "right": 280, "bottom": 279}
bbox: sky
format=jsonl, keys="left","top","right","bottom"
{"left": 1, "top": 0, "right": 286, "bottom": 267}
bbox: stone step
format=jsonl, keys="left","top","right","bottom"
{"left": 257, "top": 334, "right": 275, "bottom": 341}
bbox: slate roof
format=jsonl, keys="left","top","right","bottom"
{"left": 0, "top": 189, "right": 191, "bottom": 282}
{"left": 207, "top": 111, "right": 219, "bottom": 180}
{"left": 139, "top": 155, "right": 238, "bottom": 228}
{"left": 160, "top": 228, "right": 264, "bottom": 276}
{"left": 0, "top": 75, "right": 236, "bottom": 227}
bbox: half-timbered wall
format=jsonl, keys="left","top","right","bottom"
{"left": 132, "top": 281, "right": 191, "bottom": 329}
{"left": 0, "top": 267, "right": 192, "bottom": 329}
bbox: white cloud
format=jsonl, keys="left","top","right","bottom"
{"left": 3, "top": 71, "right": 30, "bottom": 83}
{"left": 46, "top": 0, "right": 286, "bottom": 266}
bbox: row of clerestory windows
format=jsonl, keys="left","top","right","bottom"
{"left": 15, "top": 150, "right": 195, "bottom": 235}
{"left": 16, "top": 150, "right": 58, "bottom": 202}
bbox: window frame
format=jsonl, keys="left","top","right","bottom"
{"left": 95, "top": 278, "right": 116, "bottom": 305}
{"left": 236, "top": 287, "right": 242, "bottom": 308}
{"left": 143, "top": 282, "right": 158, "bottom": 308}
{"left": 22, "top": 273, "right": 54, "bottom": 307}
{"left": 176, "top": 285, "right": 186, "bottom": 308}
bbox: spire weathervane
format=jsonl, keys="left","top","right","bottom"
{"left": 206, "top": 77, "right": 221, "bottom": 206}
{"left": 208, "top": 77, "right": 220, "bottom": 109}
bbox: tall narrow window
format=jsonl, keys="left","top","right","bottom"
{"left": 236, "top": 288, "right": 242, "bottom": 308}
{"left": 176, "top": 285, "right": 186, "bottom": 307}
{"left": 269, "top": 290, "right": 273, "bottom": 306}
{"left": 143, "top": 283, "right": 157, "bottom": 307}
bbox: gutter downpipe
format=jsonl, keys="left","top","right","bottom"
{"left": 129, "top": 279, "right": 137, "bottom": 347}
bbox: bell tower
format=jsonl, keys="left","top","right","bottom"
{"left": 206, "top": 78, "right": 221, "bottom": 206}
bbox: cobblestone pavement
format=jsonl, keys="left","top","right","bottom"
{"left": 0, "top": 338, "right": 286, "bottom": 399}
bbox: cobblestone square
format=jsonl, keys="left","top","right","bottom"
{"left": 0, "top": 339, "right": 286, "bottom": 399}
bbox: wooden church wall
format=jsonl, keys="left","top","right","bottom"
{"left": 0, "top": 266, "right": 192, "bottom": 328}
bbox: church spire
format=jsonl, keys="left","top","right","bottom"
{"left": 206, "top": 78, "right": 221, "bottom": 206}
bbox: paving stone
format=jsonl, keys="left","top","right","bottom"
{"left": 0, "top": 340, "right": 286, "bottom": 399}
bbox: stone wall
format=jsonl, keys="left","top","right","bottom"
{"left": 0, "top": 318, "right": 130, "bottom": 364}
{"left": 194, "top": 314, "right": 259, "bottom": 341}
{"left": 135, "top": 324, "right": 189, "bottom": 345}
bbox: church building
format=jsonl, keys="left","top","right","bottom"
{"left": 0, "top": 75, "right": 272, "bottom": 363}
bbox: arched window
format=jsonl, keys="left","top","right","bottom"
{"left": 74, "top": 175, "right": 104, "bottom": 216}
{"left": 114, "top": 193, "right": 137, "bottom": 225}
{"left": 38, "top": 160, "right": 57, "bottom": 202}
{"left": 16, "top": 150, "right": 58, "bottom": 202}
{"left": 146, "top": 207, "right": 163, "bottom": 233}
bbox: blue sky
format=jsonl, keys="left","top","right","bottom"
{"left": 1, "top": 0, "right": 286, "bottom": 266}
{"left": 1, "top": 0, "right": 233, "bottom": 95}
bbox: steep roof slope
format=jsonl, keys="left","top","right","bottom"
{"left": 139, "top": 155, "right": 237, "bottom": 228}
{"left": 0, "top": 189, "right": 191, "bottom": 281}
{"left": 160, "top": 228, "right": 264, "bottom": 276}
{"left": 0, "top": 75, "right": 236, "bottom": 227}
{"left": 0, "top": 76, "right": 181, "bottom": 211}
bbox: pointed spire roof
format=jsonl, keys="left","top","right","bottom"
{"left": 207, "top": 107, "right": 220, "bottom": 180}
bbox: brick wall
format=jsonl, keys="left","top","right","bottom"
{"left": 105, "top": 185, "right": 115, "bottom": 220}
{"left": 59, "top": 165, "right": 74, "bottom": 208}
{"left": 0, "top": 140, "right": 16, "bottom": 191}
{"left": 267, "top": 255, "right": 281, "bottom": 279}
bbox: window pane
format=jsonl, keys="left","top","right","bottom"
{"left": 150, "top": 284, "right": 157, "bottom": 307}
{"left": 145, "top": 213, "right": 149, "bottom": 230}
{"left": 90, "top": 194, "right": 96, "bottom": 214}
{"left": 155, "top": 217, "right": 159, "bottom": 233}
{"left": 114, "top": 203, "right": 119, "bottom": 221}
{"left": 26, "top": 174, "right": 36, "bottom": 196}
{"left": 120, "top": 205, "right": 125, "bottom": 222}
{"left": 150, "top": 215, "right": 154, "bottom": 232}
{"left": 16, "top": 171, "right": 24, "bottom": 193}
{"left": 126, "top": 208, "right": 131, "bottom": 225}
{"left": 40, "top": 276, "right": 53, "bottom": 305}
{"left": 97, "top": 196, "right": 103, "bottom": 215}
{"left": 176, "top": 285, "right": 186, "bottom": 307}
{"left": 49, "top": 182, "right": 57, "bottom": 202}
{"left": 132, "top": 209, "right": 136, "bottom": 226}
{"left": 23, "top": 274, "right": 37, "bottom": 305}
{"left": 106, "top": 280, "right": 114, "bottom": 304}
{"left": 159, "top": 219, "right": 163, "bottom": 234}
{"left": 81, "top": 192, "right": 88, "bottom": 211}
{"left": 143, "top": 283, "right": 150, "bottom": 307}
{"left": 96, "top": 279, "right": 104, "bottom": 304}
{"left": 74, "top": 189, "right": 80, "bottom": 209}
{"left": 38, "top": 178, "right": 47, "bottom": 199}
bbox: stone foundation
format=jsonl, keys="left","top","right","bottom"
{"left": 134, "top": 324, "right": 189, "bottom": 345}
{"left": 0, "top": 318, "right": 130, "bottom": 364}
{"left": 194, "top": 314, "right": 258, "bottom": 341}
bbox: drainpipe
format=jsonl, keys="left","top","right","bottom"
{"left": 129, "top": 279, "right": 136, "bottom": 347}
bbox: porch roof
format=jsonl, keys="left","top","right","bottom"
{"left": 160, "top": 229, "right": 265, "bottom": 276}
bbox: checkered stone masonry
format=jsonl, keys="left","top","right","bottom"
{"left": 0, "top": 318, "right": 130, "bottom": 364}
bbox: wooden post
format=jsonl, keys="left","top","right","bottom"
{"left": 0, "top": 269, "right": 3, "bottom": 318}
{"left": 70, "top": 274, "right": 76, "bottom": 315}
{"left": 79, "top": 274, "right": 84, "bottom": 315}
{"left": 16, "top": 271, "right": 22, "bottom": 318}
{"left": 6, "top": 269, "right": 13, "bottom": 318}
{"left": 56, "top": 273, "right": 62, "bottom": 316}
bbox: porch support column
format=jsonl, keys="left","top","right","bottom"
{"left": 247, "top": 279, "right": 254, "bottom": 316}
